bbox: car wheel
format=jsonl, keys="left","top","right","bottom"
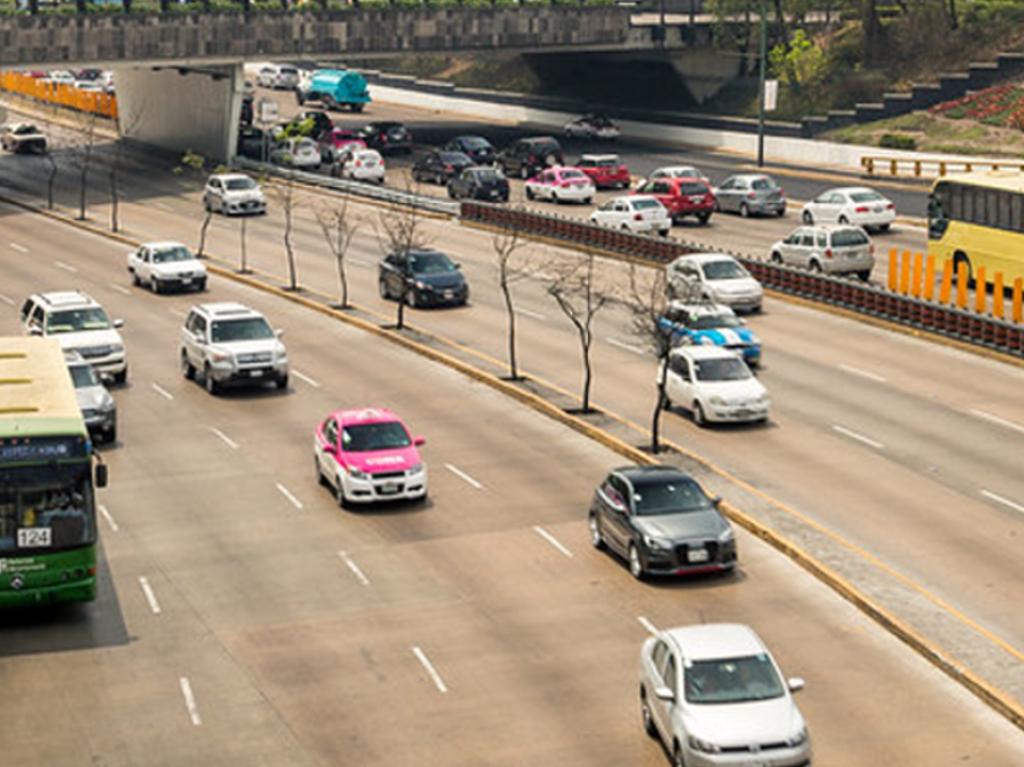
{"left": 662, "top": 392, "right": 673, "bottom": 410}
{"left": 204, "top": 364, "right": 220, "bottom": 395}
{"left": 379, "top": 279, "right": 390, "bottom": 300}
{"left": 113, "top": 368, "right": 127, "bottom": 385}
{"left": 697, "top": 212, "right": 710, "bottom": 225}
{"left": 589, "top": 514, "right": 605, "bottom": 550}
{"left": 839, "top": 215, "right": 849, "bottom": 224}
{"left": 181, "top": 352, "right": 195, "bottom": 380}
{"left": 771, "top": 251, "right": 783, "bottom": 264}
{"left": 776, "top": 207, "right": 786, "bottom": 217}
{"left": 739, "top": 202, "right": 750, "bottom": 218}
{"left": 858, "top": 269, "right": 872, "bottom": 281}
{"left": 641, "top": 689, "right": 657, "bottom": 738}
{"left": 525, "top": 186, "right": 535, "bottom": 201}
{"left": 131, "top": 270, "right": 140, "bottom": 287}
{"left": 878, "top": 223, "right": 891, "bottom": 232}
{"left": 276, "top": 375, "right": 288, "bottom": 390}
{"left": 659, "top": 229, "right": 670, "bottom": 237}
{"left": 105, "top": 425, "right": 117, "bottom": 445}
{"left": 151, "top": 279, "right": 162, "bottom": 295}
{"left": 584, "top": 196, "right": 593, "bottom": 205}
{"left": 802, "top": 210, "right": 813, "bottom": 224}
{"left": 203, "top": 195, "right": 212, "bottom": 212}
{"left": 628, "top": 543, "right": 646, "bottom": 580}
{"left": 315, "top": 457, "right": 326, "bottom": 487}
{"left": 693, "top": 402, "right": 707, "bottom": 428}
{"left": 553, "top": 192, "right": 562, "bottom": 205}
{"left": 809, "top": 260, "right": 823, "bottom": 274}
{"left": 673, "top": 743, "right": 686, "bottom": 767}
{"left": 335, "top": 476, "right": 350, "bottom": 509}
{"left": 545, "top": 153, "right": 558, "bottom": 166}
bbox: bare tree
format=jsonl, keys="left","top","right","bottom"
{"left": 268, "top": 170, "right": 301, "bottom": 290}
{"left": 374, "top": 193, "right": 431, "bottom": 330}
{"left": 626, "top": 265, "right": 675, "bottom": 454}
{"left": 492, "top": 225, "right": 533, "bottom": 381}
{"left": 238, "top": 217, "right": 249, "bottom": 274}
{"left": 42, "top": 142, "right": 59, "bottom": 211}
{"left": 107, "top": 103, "right": 144, "bottom": 233}
{"left": 315, "top": 193, "right": 361, "bottom": 308}
{"left": 175, "top": 151, "right": 215, "bottom": 257}
{"left": 65, "top": 110, "right": 99, "bottom": 221}
{"left": 547, "top": 250, "right": 612, "bottom": 414}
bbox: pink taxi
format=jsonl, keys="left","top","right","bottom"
{"left": 524, "top": 166, "right": 595, "bottom": 205}
{"left": 314, "top": 408, "right": 427, "bottom": 506}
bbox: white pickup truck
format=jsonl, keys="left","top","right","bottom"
{"left": 1, "top": 123, "right": 47, "bottom": 154}
{"left": 127, "top": 241, "right": 208, "bottom": 294}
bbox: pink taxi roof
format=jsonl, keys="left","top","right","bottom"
{"left": 332, "top": 407, "right": 402, "bottom": 427}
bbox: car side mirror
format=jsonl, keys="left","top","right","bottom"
{"left": 113, "top": 319, "right": 124, "bottom": 329}
{"left": 654, "top": 685, "right": 675, "bottom": 703}
{"left": 321, "top": 443, "right": 334, "bottom": 453}
{"left": 29, "top": 326, "right": 43, "bottom": 336}
{"left": 275, "top": 329, "right": 285, "bottom": 339}
{"left": 739, "top": 318, "right": 747, "bottom": 325}
{"left": 413, "top": 436, "right": 426, "bottom": 447}
{"left": 95, "top": 463, "right": 108, "bottom": 488}
{"left": 710, "top": 495, "right": 722, "bottom": 507}
{"left": 787, "top": 677, "right": 805, "bottom": 693}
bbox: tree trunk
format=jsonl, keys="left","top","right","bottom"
{"left": 947, "top": 0, "right": 959, "bottom": 30}
{"left": 581, "top": 334, "right": 593, "bottom": 413}
{"left": 284, "top": 208, "right": 297, "bottom": 290}
{"left": 77, "top": 143, "right": 91, "bottom": 220}
{"left": 336, "top": 245, "right": 348, "bottom": 308}
{"left": 501, "top": 280, "right": 518, "bottom": 379}
{"left": 197, "top": 211, "right": 212, "bottom": 257}
{"left": 772, "top": 0, "right": 789, "bottom": 49}
{"left": 45, "top": 155, "right": 57, "bottom": 210}
{"left": 240, "top": 217, "right": 248, "bottom": 273}
{"left": 651, "top": 369, "right": 667, "bottom": 454}
{"left": 109, "top": 167, "right": 119, "bottom": 233}
{"left": 861, "top": 0, "right": 882, "bottom": 56}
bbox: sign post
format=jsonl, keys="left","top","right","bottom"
{"left": 257, "top": 98, "right": 278, "bottom": 164}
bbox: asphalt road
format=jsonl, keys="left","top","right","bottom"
{"left": 2, "top": 203, "right": 1024, "bottom": 765}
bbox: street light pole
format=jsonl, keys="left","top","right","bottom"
{"left": 756, "top": 0, "right": 767, "bottom": 168}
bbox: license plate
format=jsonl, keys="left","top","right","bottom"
{"left": 687, "top": 547, "right": 709, "bottom": 563}
{"left": 689, "top": 196, "right": 704, "bottom": 202}
{"left": 18, "top": 527, "right": 51, "bottom": 548}
{"left": 180, "top": 277, "right": 192, "bottom": 285}
{"left": 490, "top": 190, "right": 499, "bottom": 197}
{"left": 873, "top": 206, "right": 882, "bottom": 212}
{"left": 444, "top": 290, "right": 454, "bottom": 299}
{"left": 248, "top": 370, "right": 264, "bottom": 378}
{"left": 381, "top": 482, "right": 399, "bottom": 493}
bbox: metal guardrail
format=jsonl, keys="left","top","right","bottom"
{"left": 461, "top": 202, "right": 1024, "bottom": 359}
{"left": 234, "top": 157, "right": 460, "bottom": 216}
{"left": 861, "top": 155, "right": 1024, "bottom": 179}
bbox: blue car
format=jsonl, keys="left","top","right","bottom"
{"left": 658, "top": 302, "right": 762, "bottom": 366}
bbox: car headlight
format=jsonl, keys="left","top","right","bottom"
{"left": 407, "top": 463, "right": 423, "bottom": 476}
{"left": 110, "top": 343, "right": 124, "bottom": 354}
{"left": 688, "top": 735, "right": 720, "bottom": 754}
{"left": 698, "top": 336, "right": 714, "bottom": 345}
{"left": 642, "top": 534, "right": 672, "bottom": 551}
{"left": 100, "top": 392, "right": 115, "bottom": 412}
{"left": 747, "top": 332, "right": 761, "bottom": 344}
{"left": 209, "top": 349, "right": 233, "bottom": 365}
{"left": 347, "top": 466, "right": 367, "bottom": 480}
{"left": 788, "top": 727, "right": 808, "bottom": 747}
{"left": 718, "top": 527, "right": 734, "bottom": 543}
{"left": 415, "top": 280, "right": 432, "bottom": 290}
{"left": 274, "top": 345, "right": 288, "bottom": 362}
{"left": 709, "top": 395, "right": 727, "bottom": 406}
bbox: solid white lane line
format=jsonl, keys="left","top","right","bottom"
{"left": 637, "top": 616, "right": 658, "bottom": 636}
{"left": 179, "top": 677, "right": 202, "bottom": 726}
{"left": 98, "top": 504, "right": 119, "bottom": 533}
{"left": 412, "top": 646, "right": 448, "bottom": 693}
{"left": 10, "top": 242, "right": 29, "bottom": 253}
{"left": 276, "top": 482, "right": 304, "bottom": 510}
{"left": 518, "top": 307, "right": 546, "bottom": 321}
{"left": 970, "top": 409, "right": 1024, "bottom": 437}
{"left": 293, "top": 369, "right": 321, "bottom": 388}
{"left": 980, "top": 489, "right": 1024, "bottom": 516}
{"left": 0, "top": 293, "right": 14, "bottom": 306}
{"left": 607, "top": 336, "right": 646, "bottom": 356}
{"left": 151, "top": 383, "right": 174, "bottom": 400}
{"left": 138, "top": 577, "right": 162, "bottom": 614}
{"left": 54, "top": 260, "right": 78, "bottom": 273}
{"left": 832, "top": 424, "right": 884, "bottom": 450}
{"left": 108, "top": 283, "right": 132, "bottom": 296}
{"left": 532, "top": 525, "right": 573, "bottom": 558}
{"left": 338, "top": 551, "right": 370, "bottom": 586}
{"left": 838, "top": 363, "right": 887, "bottom": 383}
{"left": 445, "top": 463, "right": 483, "bottom": 490}
{"left": 209, "top": 427, "right": 239, "bottom": 450}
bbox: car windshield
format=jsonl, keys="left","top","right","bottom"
{"left": 633, "top": 199, "right": 662, "bottom": 210}
{"left": 694, "top": 357, "right": 751, "bottom": 381}
{"left": 45, "top": 307, "right": 110, "bottom": 334}
{"left": 341, "top": 422, "right": 411, "bottom": 452}
{"left": 672, "top": 168, "right": 699, "bottom": 177}
{"left": 702, "top": 260, "right": 748, "bottom": 280}
{"left": 561, "top": 169, "right": 586, "bottom": 179}
{"left": 210, "top": 317, "right": 274, "bottom": 342}
{"left": 632, "top": 476, "right": 711, "bottom": 515}
{"left": 751, "top": 178, "right": 777, "bottom": 190}
{"left": 680, "top": 182, "right": 708, "bottom": 195}
{"left": 14, "top": 125, "right": 38, "bottom": 135}
{"left": 831, "top": 229, "right": 869, "bottom": 247}
{"left": 685, "top": 655, "right": 785, "bottom": 704}
{"left": 850, "top": 191, "right": 883, "bottom": 202}
{"left": 460, "top": 136, "right": 489, "bottom": 148}
{"left": 410, "top": 252, "right": 457, "bottom": 274}
{"left": 225, "top": 178, "right": 256, "bottom": 191}
{"left": 440, "top": 152, "right": 469, "bottom": 164}
{"left": 690, "top": 313, "right": 741, "bottom": 329}
{"left": 582, "top": 157, "right": 618, "bottom": 167}
{"left": 0, "top": 466, "right": 95, "bottom": 554}
{"left": 68, "top": 364, "right": 99, "bottom": 388}
{"left": 471, "top": 169, "right": 502, "bottom": 181}
{"left": 152, "top": 246, "right": 194, "bottom": 263}
{"left": 531, "top": 141, "right": 560, "bottom": 154}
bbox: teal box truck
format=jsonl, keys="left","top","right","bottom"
{"left": 296, "top": 69, "right": 371, "bottom": 113}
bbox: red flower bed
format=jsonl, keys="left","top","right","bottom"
{"left": 930, "top": 83, "right": 1024, "bottom": 128}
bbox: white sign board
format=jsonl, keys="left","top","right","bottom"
{"left": 764, "top": 79, "right": 779, "bottom": 112}
{"left": 258, "top": 99, "right": 279, "bottom": 124}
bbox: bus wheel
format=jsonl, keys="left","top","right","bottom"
{"left": 952, "top": 251, "right": 975, "bottom": 288}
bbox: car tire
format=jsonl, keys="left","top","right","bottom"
{"left": 776, "top": 207, "right": 786, "bottom": 217}
{"left": 628, "top": 543, "right": 646, "bottom": 581}
{"left": 839, "top": 215, "right": 849, "bottom": 224}
{"left": 739, "top": 202, "right": 750, "bottom": 218}
{"left": 673, "top": 743, "right": 686, "bottom": 767}
{"left": 878, "top": 223, "right": 891, "bottom": 232}
{"left": 525, "top": 186, "right": 535, "bottom": 201}
{"left": 379, "top": 279, "right": 390, "bottom": 300}
{"left": 802, "top": 210, "right": 814, "bottom": 224}
{"left": 131, "top": 270, "right": 140, "bottom": 287}
{"left": 335, "top": 477, "right": 351, "bottom": 509}
{"left": 693, "top": 402, "right": 707, "bottom": 428}
{"left": 584, "top": 196, "right": 593, "bottom": 205}
{"left": 105, "top": 425, "right": 117, "bottom": 445}
{"left": 589, "top": 514, "right": 605, "bottom": 550}
{"left": 203, "top": 196, "right": 212, "bottom": 213}
{"left": 315, "top": 457, "right": 326, "bottom": 487}
{"left": 858, "top": 269, "right": 872, "bottom": 281}
{"left": 151, "top": 279, "right": 162, "bottom": 295}
{"left": 697, "top": 212, "right": 710, "bottom": 225}
{"left": 113, "top": 368, "right": 127, "bottom": 385}
{"left": 181, "top": 352, "right": 195, "bottom": 381}
{"left": 641, "top": 689, "right": 657, "bottom": 738}
{"left": 809, "top": 260, "right": 823, "bottom": 274}
{"left": 276, "top": 375, "right": 288, "bottom": 390}
{"left": 771, "top": 251, "right": 783, "bottom": 264}
{"left": 662, "top": 392, "right": 673, "bottom": 410}
{"left": 204, "top": 365, "right": 220, "bottom": 395}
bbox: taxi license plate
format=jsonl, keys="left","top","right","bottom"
{"left": 381, "top": 482, "right": 399, "bottom": 493}
{"left": 248, "top": 370, "right": 264, "bottom": 378}
{"left": 181, "top": 277, "right": 192, "bottom": 284}
{"left": 444, "top": 290, "right": 454, "bottom": 299}
{"left": 687, "top": 547, "right": 709, "bottom": 563}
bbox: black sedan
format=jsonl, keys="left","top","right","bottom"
{"left": 447, "top": 167, "right": 509, "bottom": 202}
{"left": 358, "top": 121, "right": 413, "bottom": 154}
{"left": 443, "top": 135, "right": 496, "bottom": 165}
{"left": 589, "top": 465, "right": 736, "bottom": 580}
{"left": 411, "top": 150, "right": 475, "bottom": 185}
{"left": 378, "top": 249, "right": 469, "bottom": 308}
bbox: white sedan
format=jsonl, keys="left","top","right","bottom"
{"left": 590, "top": 195, "right": 671, "bottom": 236}
{"left": 126, "top": 242, "right": 207, "bottom": 293}
{"left": 801, "top": 186, "right": 896, "bottom": 232}
{"left": 203, "top": 173, "right": 266, "bottom": 215}
{"left": 270, "top": 137, "right": 320, "bottom": 170}
{"left": 334, "top": 148, "right": 386, "bottom": 184}
{"left": 663, "top": 345, "right": 768, "bottom": 426}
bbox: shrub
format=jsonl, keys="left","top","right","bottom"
{"left": 878, "top": 133, "right": 917, "bottom": 150}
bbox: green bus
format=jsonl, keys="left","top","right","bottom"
{"left": 0, "top": 337, "right": 107, "bottom": 607}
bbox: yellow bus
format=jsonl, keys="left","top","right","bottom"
{"left": 929, "top": 171, "right": 1024, "bottom": 287}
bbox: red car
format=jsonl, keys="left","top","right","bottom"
{"left": 575, "top": 153, "right": 631, "bottom": 190}
{"left": 634, "top": 176, "right": 716, "bottom": 225}
{"left": 318, "top": 127, "right": 366, "bottom": 162}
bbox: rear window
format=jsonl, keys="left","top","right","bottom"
{"left": 530, "top": 140, "right": 560, "bottom": 154}
{"left": 583, "top": 157, "right": 618, "bottom": 167}
{"left": 679, "top": 182, "right": 709, "bottom": 195}
{"left": 831, "top": 229, "right": 870, "bottom": 247}
{"left": 850, "top": 191, "right": 884, "bottom": 202}
{"left": 751, "top": 178, "right": 777, "bottom": 190}
{"left": 633, "top": 199, "right": 662, "bottom": 210}
{"left": 561, "top": 169, "right": 586, "bottom": 180}
{"left": 279, "top": 67, "right": 298, "bottom": 75}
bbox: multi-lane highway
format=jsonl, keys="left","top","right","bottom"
{"left": 2, "top": 201, "right": 1024, "bottom": 766}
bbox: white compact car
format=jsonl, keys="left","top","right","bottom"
{"left": 667, "top": 253, "right": 763, "bottom": 313}
{"left": 127, "top": 241, "right": 207, "bottom": 294}
{"left": 180, "top": 302, "right": 288, "bottom": 394}
{"left": 256, "top": 63, "right": 300, "bottom": 90}
{"left": 646, "top": 165, "right": 709, "bottom": 184}
{"left": 203, "top": 173, "right": 266, "bottom": 215}
{"left": 590, "top": 195, "right": 672, "bottom": 236}
{"left": 21, "top": 291, "right": 127, "bottom": 384}
{"left": 664, "top": 345, "right": 768, "bottom": 426}
{"left": 640, "top": 623, "right": 810, "bottom": 767}
{"left": 271, "top": 137, "right": 321, "bottom": 170}
{"left": 334, "top": 148, "right": 386, "bottom": 183}
{"left": 66, "top": 351, "right": 117, "bottom": 444}
{"left": 801, "top": 186, "right": 896, "bottom": 232}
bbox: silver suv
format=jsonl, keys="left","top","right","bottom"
{"left": 66, "top": 351, "right": 117, "bottom": 443}
{"left": 180, "top": 302, "right": 288, "bottom": 394}
{"left": 770, "top": 224, "right": 874, "bottom": 280}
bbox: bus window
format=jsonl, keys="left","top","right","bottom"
{"left": 986, "top": 190, "right": 999, "bottom": 227}
{"left": 998, "top": 192, "right": 1012, "bottom": 230}
{"left": 1012, "top": 194, "right": 1024, "bottom": 232}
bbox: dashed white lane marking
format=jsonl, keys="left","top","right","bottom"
{"left": 54, "top": 260, "right": 78, "bottom": 273}
{"left": 10, "top": 242, "right": 28, "bottom": 253}
{"left": 167, "top": 307, "right": 186, "bottom": 318}
{"left": 412, "top": 646, "right": 448, "bottom": 694}
{"left": 348, "top": 257, "right": 372, "bottom": 268}
{"left": 151, "top": 383, "right": 174, "bottom": 400}
{"left": 109, "top": 284, "right": 132, "bottom": 296}
{"left": 98, "top": 504, "right": 119, "bottom": 533}
{"left": 179, "top": 677, "right": 202, "bottom": 726}
{"left": 970, "top": 409, "right": 1024, "bottom": 437}
{"left": 532, "top": 525, "right": 573, "bottom": 558}
{"left": 0, "top": 293, "right": 14, "bottom": 306}
{"left": 276, "top": 482, "right": 304, "bottom": 510}
{"left": 209, "top": 427, "right": 239, "bottom": 450}
{"left": 607, "top": 336, "right": 646, "bottom": 355}
{"left": 292, "top": 369, "right": 320, "bottom": 388}
{"left": 838, "top": 363, "right": 887, "bottom": 383}
{"left": 518, "top": 307, "right": 546, "bottom": 321}
{"left": 637, "top": 616, "right": 658, "bottom": 636}
{"left": 338, "top": 551, "right": 370, "bottom": 586}
{"left": 154, "top": 201, "right": 174, "bottom": 212}
{"left": 138, "top": 577, "right": 162, "bottom": 614}
{"left": 445, "top": 463, "right": 484, "bottom": 490}
{"left": 981, "top": 489, "right": 1024, "bottom": 516}
{"left": 832, "top": 424, "right": 885, "bottom": 450}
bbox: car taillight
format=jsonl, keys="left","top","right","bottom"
{"left": 747, "top": 191, "right": 757, "bottom": 199}
{"left": 355, "top": 160, "right": 362, "bottom": 167}
{"left": 855, "top": 206, "right": 869, "bottom": 213}
{"left": 886, "top": 202, "right": 895, "bottom": 209}
{"left": 824, "top": 248, "right": 833, "bottom": 259}
{"left": 634, "top": 213, "right": 643, "bottom": 221}
{"left": 869, "top": 244, "right": 875, "bottom": 255}
{"left": 444, "top": 165, "right": 453, "bottom": 172}
{"left": 561, "top": 182, "right": 572, "bottom": 188}
{"left": 780, "top": 188, "right": 785, "bottom": 197}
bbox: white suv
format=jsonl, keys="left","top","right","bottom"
{"left": 21, "top": 291, "right": 127, "bottom": 383}
{"left": 180, "top": 302, "right": 288, "bottom": 394}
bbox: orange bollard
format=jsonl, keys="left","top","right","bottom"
{"left": 923, "top": 254, "right": 936, "bottom": 301}
{"left": 940, "top": 259, "right": 953, "bottom": 304}
{"left": 975, "top": 265, "right": 987, "bottom": 314}
{"left": 911, "top": 252, "right": 923, "bottom": 298}
{"left": 956, "top": 261, "right": 969, "bottom": 308}
{"left": 993, "top": 272, "right": 1005, "bottom": 318}
{"left": 899, "top": 250, "right": 912, "bottom": 294}
{"left": 887, "top": 248, "right": 899, "bottom": 291}
{"left": 1013, "top": 278, "right": 1023, "bottom": 323}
